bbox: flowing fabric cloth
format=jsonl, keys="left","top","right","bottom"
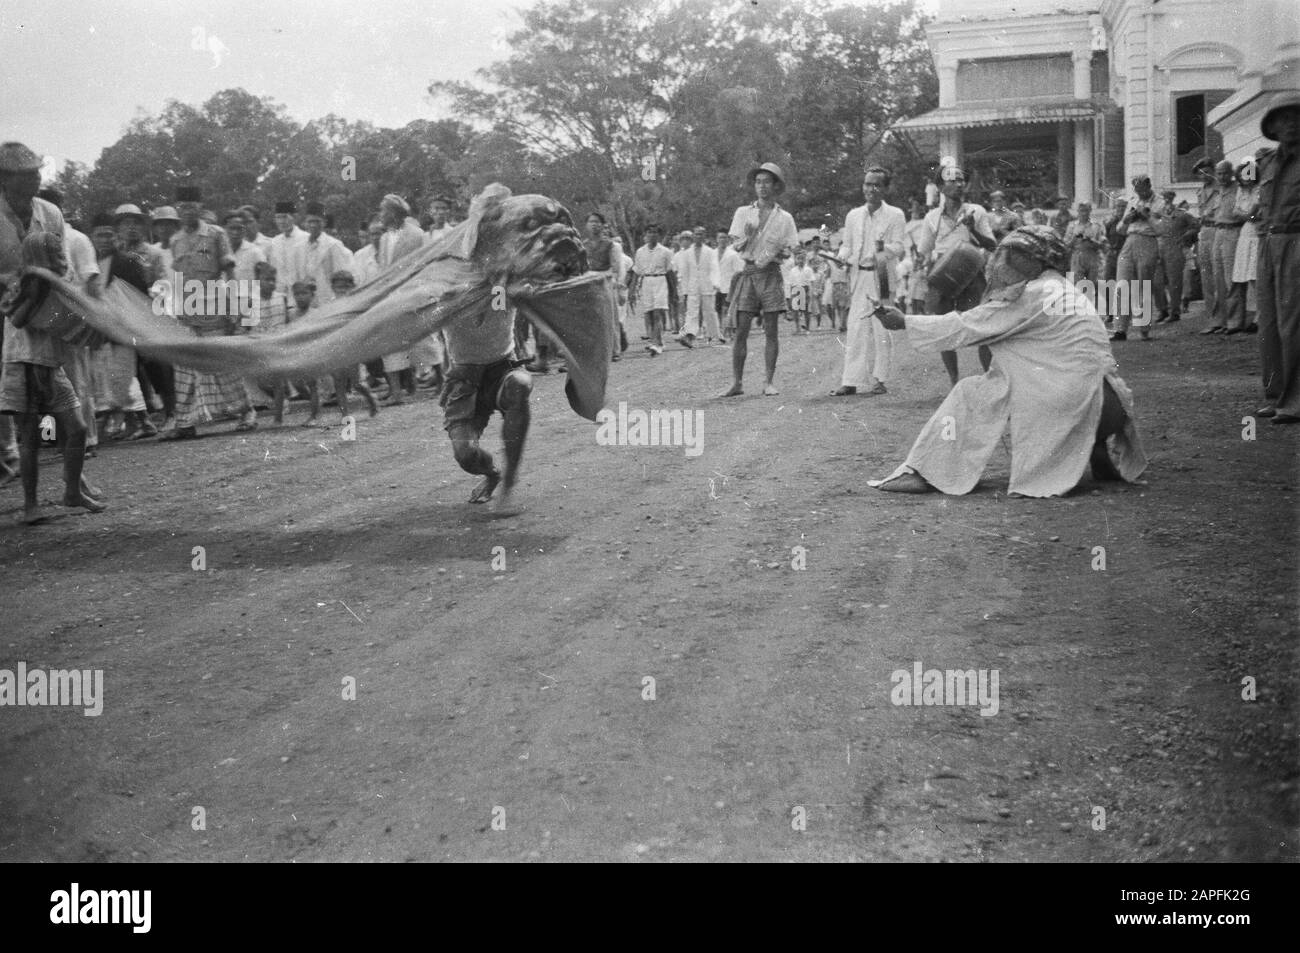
{"left": 22, "top": 186, "right": 614, "bottom": 422}
{"left": 871, "top": 272, "right": 1147, "bottom": 497}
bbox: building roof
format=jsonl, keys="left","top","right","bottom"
{"left": 893, "top": 98, "right": 1108, "bottom": 132}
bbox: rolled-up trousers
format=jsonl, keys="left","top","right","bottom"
{"left": 1258, "top": 232, "right": 1300, "bottom": 417}
{"left": 840, "top": 267, "right": 893, "bottom": 388}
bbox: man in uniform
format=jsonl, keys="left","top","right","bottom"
{"left": 1254, "top": 93, "right": 1300, "bottom": 423}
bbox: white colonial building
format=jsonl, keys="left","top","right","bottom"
{"left": 895, "top": 0, "right": 1299, "bottom": 210}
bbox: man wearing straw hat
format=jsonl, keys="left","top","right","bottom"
{"left": 720, "top": 162, "right": 798, "bottom": 397}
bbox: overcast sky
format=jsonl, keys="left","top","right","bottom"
{"left": 1, "top": 0, "right": 533, "bottom": 170}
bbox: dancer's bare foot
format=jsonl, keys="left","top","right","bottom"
{"left": 719, "top": 382, "right": 744, "bottom": 398}
{"left": 468, "top": 470, "right": 501, "bottom": 504}
{"left": 762, "top": 384, "right": 780, "bottom": 396}
{"left": 62, "top": 491, "right": 107, "bottom": 513}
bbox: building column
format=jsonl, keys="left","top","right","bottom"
{"left": 1057, "top": 122, "right": 1074, "bottom": 200}
{"left": 939, "top": 64, "right": 958, "bottom": 108}
{"left": 1073, "top": 121, "right": 1094, "bottom": 206}
{"left": 939, "top": 128, "right": 961, "bottom": 165}
{"left": 1072, "top": 49, "right": 1092, "bottom": 100}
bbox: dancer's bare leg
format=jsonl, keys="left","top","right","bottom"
{"left": 496, "top": 368, "right": 533, "bottom": 500}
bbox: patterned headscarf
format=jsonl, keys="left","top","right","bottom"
{"left": 1000, "top": 224, "right": 1068, "bottom": 274}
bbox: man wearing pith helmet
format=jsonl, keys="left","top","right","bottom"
{"left": 1253, "top": 91, "right": 1300, "bottom": 423}
{"left": 721, "top": 161, "right": 798, "bottom": 397}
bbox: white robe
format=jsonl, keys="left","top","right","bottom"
{"left": 873, "top": 272, "right": 1147, "bottom": 497}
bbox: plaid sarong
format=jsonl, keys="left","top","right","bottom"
{"left": 174, "top": 326, "right": 249, "bottom": 427}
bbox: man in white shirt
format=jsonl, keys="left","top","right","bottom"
{"left": 297, "top": 201, "right": 353, "bottom": 304}
{"left": 832, "top": 166, "right": 906, "bottom": 396}
{"left": 714, "top": 230, "right": 742, "bottom": 340}
{"left": 631, "top": 225, "right": 674, "bottom": 356}
{"left": 239, "top": 204, "right": 274, "bottom": 256}
{"left": 224, "top": 211, "right": 266, "bottom": 321}
{"left": 0, "top": 143, "right": 102, "bottom": 518}
{"left": 267, "top": 200, "right": 308, "bottom": 295}
{"left": 149, "top": 206, "right": 179, "bottom": 277}
{"left": 424, "top": 194, "right": 455, "bottom": 245}
{"left": 916, "top": 161, "right": 998, "bottom": 386}
{"left": 722, "top": 162, "right": 798, "bottom": 397}
{"left": 378, "top": 194, "right": 426, "bottom": 402}
{"left": 352, "top": 219, "right": 384, "bottom": 285}
{"left": 674, "top": 225, "right": 722, "bottom": 347}
{"left": 36, "top": 189, "right": 101, "bottom": 451}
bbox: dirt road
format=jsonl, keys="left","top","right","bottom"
{"left": 1, "top": 305, "right": 1296, "bottom": 862}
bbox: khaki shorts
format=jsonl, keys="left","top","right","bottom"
{"left": 733, "top": 264, "right": 785, "bottom": 314}
{"left": 0, "top": 362, "right": 82, "bottom": 416}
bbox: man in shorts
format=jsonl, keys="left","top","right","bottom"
{"left": 721, "top": 162, "right": 798, "bottom": 396}
{"left": 440, "top": 298, "right": 534, "bottom": 504}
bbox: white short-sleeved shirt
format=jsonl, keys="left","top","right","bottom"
{"left": 728, "top": 203, "right": 798, "bottom": 268}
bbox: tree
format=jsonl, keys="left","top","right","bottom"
{"left": 431, "top": 0, "right": 937, "bottom": 237}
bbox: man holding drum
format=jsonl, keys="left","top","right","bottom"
{"left": 915, "top": 159, "right": 997, "bottom": 387}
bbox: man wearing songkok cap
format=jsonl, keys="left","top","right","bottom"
{"left": 869, "top": 225, "right": 1147, "bottom": 498}
{"left": 0, "top": 142, "right": 105, "bottom": 519}
{"left": 160, "top": 184, "right": 257, "bottom": 439}
{"left": 1253, "top": 91, "right": 1300, "bottom": 423}
{"left": 721, "top": 161, "right": 798, "bottom": 397}
{"left": 268, "top": 200, "right": 308, "bottom": 295}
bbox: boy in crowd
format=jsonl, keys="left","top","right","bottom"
{"left": 785, "top": 247, "right": 815, "bottom": 333}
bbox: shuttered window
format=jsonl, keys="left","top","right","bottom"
{"left": 1172, "top": 90, "right": 1232, "bottom": 182}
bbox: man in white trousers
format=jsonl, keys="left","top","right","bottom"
{"left": 674, "top": 225, "right": 722, "bottom": 347}
{"left": 831, "top": 166, "right": 905, "bottom": 396}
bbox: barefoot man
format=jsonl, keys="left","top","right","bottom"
{"left": 721, "top": 162, "right": 798, "bottom": 397}
{"left": 440, "top": 292, "right": 534, "bottom": 504}
{"left": 0, "top": 142, "right": 105, "bottom": 522}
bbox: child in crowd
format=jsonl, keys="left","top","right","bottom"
{"left": 784, "top": 248, "right": 814, "bottom": 333}
{"left": 324, "top": 270, "right": 380, "bottom": 421}
{"left": 808, "top": 247, "right": 827, "bottom": 330}
{"left": 273, "top": 279, "right": 318, "bottom": 425}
